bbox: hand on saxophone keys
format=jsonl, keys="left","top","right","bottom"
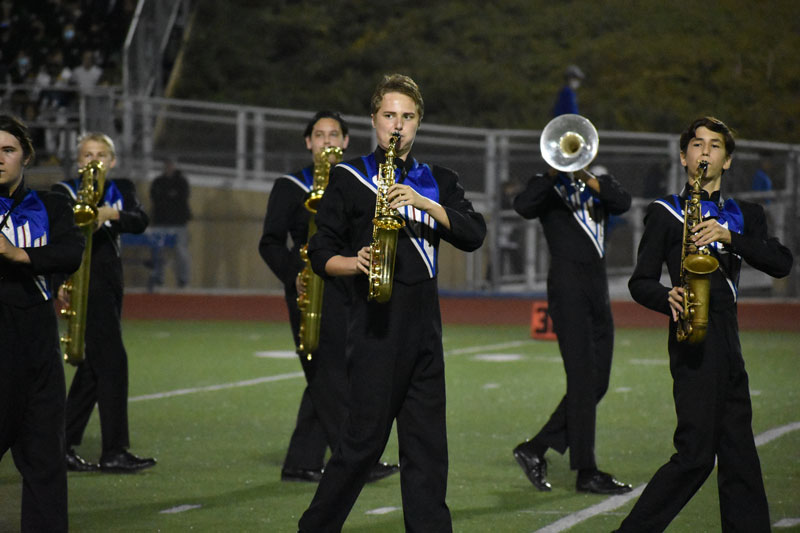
{"left": 388, "top": 183, "right": 424, "bottom": 211}
{"left": 668, "top": 286, "right": 685, "bottom": 322}
{"left": 355, "top": 245, "right": 371, "bottom": 275}
{"left": 689, "top": 219, "right": 731, "bottom": 247}
{"left": 387, "top": 183, "right": 453, "bottom": 230}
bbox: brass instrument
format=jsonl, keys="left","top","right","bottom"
{"left": 540, "top": 114, "right": 599, "bottom": 172}
{"left": 297, "top": 146, "right": 343, "bottom": 359}
{"left": 676, "top": 161, "right": 719, "bottom": 344}
{"left": 61, "top": 160, "right": 107, "bottom": 365}
{"left": 368, "top": 132, "right": 405, "bottom": 303}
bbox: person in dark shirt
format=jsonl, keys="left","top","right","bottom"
{"left": 148, "top": 157, "right": 191, "bottom": 289}
{"left": 614, "top": 117, "right": 793, "bottom": 532}
{"left": 53, "top": 132, "right": 156, "bottom": 473}
{"left": 511, "top": 154, "right": 633, "bottom": 494}
{"left": 298, "top": 74, "right": 486, "bottom": 532}
{"left": 259, "top": 111, "right": 398, "bottom": 484}
{"left": 0, "top": 114, "right": 83, "bottom": 533}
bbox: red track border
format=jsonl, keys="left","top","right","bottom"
{"left": 123, "top": 293, "right": 800, "bottom": 331}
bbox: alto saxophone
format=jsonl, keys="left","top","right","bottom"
{"left": 297, "top": 146, "right": 343, "bottom": 359}
{"left": 61, "top": 160, "right": 107, "bottom": 365}
{"left": 676, "top": 161, "right": 719, "bottom": 344}
{"left": 368, "top": 132, "right": 405, "bottom": 303}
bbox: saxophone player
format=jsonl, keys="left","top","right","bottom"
{"left": 299, "top": 74, "right": 486, "bottom": 532}
{"left": 616, "top": 117, "right": 793, "bottom": 532}
{"left": 258, "top": 111, "right": 398, "bottom": 484}
{"left": 53, "top": 132, "right": 155, "bottom": 473}
{"left": 1, "top": 115, "right": 83, "bottom": 533}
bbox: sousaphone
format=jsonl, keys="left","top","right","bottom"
{"left": 540, "top": 114, "right": 598, "bottom": 172}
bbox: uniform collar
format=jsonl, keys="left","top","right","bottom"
{"left": 680, "top": 183, "right": 722, "bottom": 206}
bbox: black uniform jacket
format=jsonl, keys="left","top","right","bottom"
{"left": 1, "top": 182, "right": 84, "bottom": 307}
{"left": 308, "top": 148, "right": 486, "bottom": 285}
{"left": 258, "top": 167, "right": 312, "bottom": 287}
{"left": 52, "top": 178, "right": 148, "bottom": 289}
{"left": 629, "top": 188, "right": 793, "bottom": 317}
{"left": 513, "top": 171, "right": 631, "bottom": 264}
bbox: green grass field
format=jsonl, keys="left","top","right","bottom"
{"left": 2, "top": 320, "right": 799, "bottom": 532}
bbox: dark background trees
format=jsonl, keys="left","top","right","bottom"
{"left": 173, "top": 0, "right": 799, "bottom": 142}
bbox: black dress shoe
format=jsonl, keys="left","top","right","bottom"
{"left": 66, "top": 449, "right": 99, "bottom": 472}
{"left": 576, "top": 470, "right": 632, "bottom": 495}
{"left": 99, "top": 451, "right": 157, "bottom": 473}
{"left": 367, "top": 461, "right": 399, "bottom": 483}
{"left": 281, "top": 466, "right": 324, "bottom": 482}
{"left": 513, "top": 442, "right": 551, "bottom": 491}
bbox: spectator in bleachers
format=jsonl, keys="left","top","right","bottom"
{"left": 58, "top": 21, "right": 83, "bottom": 68}
{"left": 71, "top": 50, "right": 103, "bottom": 92}
{"left": 8, "top": 50, "right": 36, "bottom": 118}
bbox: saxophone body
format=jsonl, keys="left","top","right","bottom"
{"left": 368, "top": 132, "right": 405, "bottom": 303}
{"left": 297, "top": 146, "right": 343, "bottom": 359}
{"left": 61, "top": 160, "right": 107, "bottom": 365}
{"left": 676, "top": 161, "right": 719, "bottom": 344}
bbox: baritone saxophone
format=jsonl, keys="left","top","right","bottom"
{"left": 297, "top": 146, "right": 343, "bottom": 359}
{"left": 676, "top": 161, "right": 719, "bottom": 344}
{"left": 60, "top": 160, "right": 107, "bottom": 365}
{"left": 368, "top": 132, "right": 405, "bottom": 303}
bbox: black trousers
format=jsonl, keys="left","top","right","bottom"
{"left": 299, "top": 278, "right": 452, "bottom": 533}
{"left": 616, "top": 307, "right": 770, "bottom": 532}
{"left": 533, "top": 259, "right": 614, "bottom": 470}
{"left": 0, "top": 301, "right": 68, "bottom": 533}
{"left": 283, "top": 279, "right": 350, "bottom": 470}
{"left": 65, "top": 281, "right": 130, "bottom": 455}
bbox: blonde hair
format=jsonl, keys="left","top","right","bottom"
{"left": 77, "top": 132, "right": 116, "bottom": 159}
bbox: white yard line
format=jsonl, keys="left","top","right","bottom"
{"left": 533, "top": 421, "right": 800, "bottom": 532}
{"left": 129, "top": 340, "right": 532, "bottom": 402}
{"left": 127, "top": 342, "right": 798, "bottom": 532}
{"left": 129, "top": 372, "right": 304, "bottom": 402}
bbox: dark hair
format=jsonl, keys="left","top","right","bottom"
{"left": 370, "top": 73, "right": 424, "bottom": 120}
{"left": 679, "top": 116, "right": 736, "bottom": 156}
{"left": 303, "top": 110, "right": 349, "bottom": 138}
{"left": 0, "top": 114, "right": 35, "bottom": 165}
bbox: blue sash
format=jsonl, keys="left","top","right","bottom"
{"left": 346, "top": 154, "right": 441, "bottom": 277}
{"left": 657, "top": 194, "right": 745, "bottom": 300}
{"left": 59, "top": 179, "right": 125, "bottom": 226}
{"left": 1, "top": 190, "right": 52, "bottom": 298}
{"left": 553, "top": 173, "right": 605, "bottom": 257}
{"left": 361, "top": 154, "right": 440, "bottom": 207}
{"left": 280, "top": 166, "right": 314, "bottom": 192}
{"left": 662, "top": 195, "right": 744, "bottom": 247}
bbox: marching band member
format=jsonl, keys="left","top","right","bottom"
{"left": 299, "top": 73, "right": 486, "bottom": 532}
{"left": 615, "top": 117, "right": 792, "bottom": 532}
{"left": 0, "top": 114, "right": 83, "bottom": 532}
{"left": 54, "top": 132, "right": 155, "bottom": 473}
{"left": 259, "top": 110, "right": 398, "bottom": 483}
{"left": 512, "top": 120, "right": 633, "bottom": 494}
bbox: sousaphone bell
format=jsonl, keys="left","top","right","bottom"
{"left": 540, "top": 114, "right": 599, "bottom": 172}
